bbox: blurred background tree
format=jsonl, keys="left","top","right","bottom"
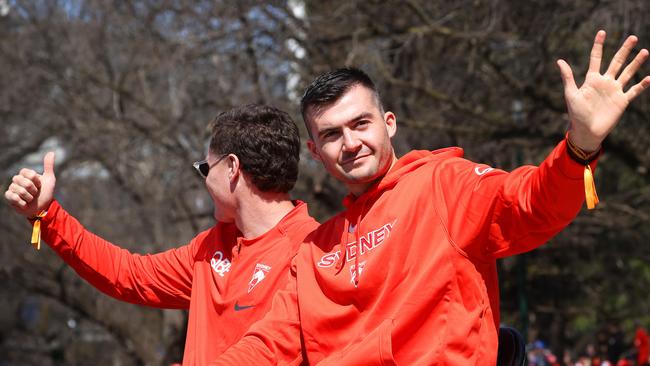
{"left": 1, "top": 0, "right": 648, "bottom": 364}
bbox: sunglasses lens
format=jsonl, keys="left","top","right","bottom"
{"left": 194, "top": 155, "right": 227, "bottom": 178}
{"left": 193, "top": 160, "right": 210, "bottom": 178}
{"left": 199, "top": 162, "right": 209, "bottom": 177}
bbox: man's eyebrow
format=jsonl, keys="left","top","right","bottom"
{"left": 349, "top": 112, "right": 373, "bottom": 122}
{"left": 316, "top": 112, "right": 375, "bottom": 137}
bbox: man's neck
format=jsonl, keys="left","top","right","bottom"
{"left": 234, "top": 192, "right": 295, "bottom": 239}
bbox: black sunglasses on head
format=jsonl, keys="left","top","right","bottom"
{"left": 192, "top": 155, "right": 227, "bottom": 178}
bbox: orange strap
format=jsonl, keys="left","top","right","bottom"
{"left": 583, "top": 165, "right": 599, "bottom": 209}
{"left": 566, "top": 138, "right": 600, "bottom": 209}
{"left": 30, "top": 211, "right": 47, "bottom": 250}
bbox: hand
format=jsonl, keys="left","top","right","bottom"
{"left": 557, "top": 30, "right": 650, "bottom": 151}
{"left": 4, "top": 152, "right": 57, "bottom": 218}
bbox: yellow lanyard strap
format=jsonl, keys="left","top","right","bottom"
{"left": 566, "top": 137, "right": 601, "bottom": 210}
{"left": 30, "top": 210, "right": 47, "bottom": 250}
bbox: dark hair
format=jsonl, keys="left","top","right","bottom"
{"left": 209, "top": 104, "right": 300, "bottom": 193}
{"left": 300, "top": 67, "right": 383, "bottom": 136}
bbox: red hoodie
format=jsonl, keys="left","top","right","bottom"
{"left": 37, "top": 199, "right": 318, "bottom": 366}
{"left": 635, "top": 327, "right": 649, "bottom": 365}
{"left": 213, "top": 139, "right": 596, "bottom": 365}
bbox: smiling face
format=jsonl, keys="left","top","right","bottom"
{"left": 306, "top": 84, "right": 397, "bottom": 196}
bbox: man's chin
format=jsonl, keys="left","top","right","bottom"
{"left": 340, "top": 169, "right": 379, "bottom": 185}
{"left": 340, "top": 163, "right": 394, "bottom": 187}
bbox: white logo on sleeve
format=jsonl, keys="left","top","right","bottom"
{"left": 474, "top": 166, "right": 494, "bottom": 176}
{"left": 210, "top": 251, "right": 231, "bottom": 277}
{"left": 248, "top": 263, "right": 272, "bottom": 293}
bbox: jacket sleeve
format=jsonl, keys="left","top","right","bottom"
{"left": 211, "top": 256, "right": 303, "bottom": 366}
{"left": 438, "top": 139, "right": 598, "bottom": 259}
{"left": 38, "top": 200, "right": 195, "bottom": 309}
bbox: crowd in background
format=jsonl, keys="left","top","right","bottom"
{"left": 527, "top": 324, "right": 649, "bottom": 366}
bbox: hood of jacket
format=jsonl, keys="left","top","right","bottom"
{"left": 338, "top": 147, "right": 464, "bottom": 286}
{"left": 342, "top": 147, "right": 464, "bottom": 209}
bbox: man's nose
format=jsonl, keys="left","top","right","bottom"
{"left": 342, "top": 130, "right": 362, "bottom": 151}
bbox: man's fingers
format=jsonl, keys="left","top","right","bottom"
{"left": 19, "top": 168, "right": 41, "bottom": 189}
{"left": 606, "top": 35, "right": 638, "bottom": 78}
{"left": 19, "top": 168, "right": 37, "bottom": 179}
{"left": 588, "top": 30, "right": 606, "bottom": 74}
{"left": 625, "top": 75, "right": 650, "bottom": 102}
{"left": 12, "top": 174, "right": 39, "bottom": 197}
{"left": 618, "top": 49, "right": 649, "bottom": 87}
{"left": 557, "top": 59, "right": 578, "bottom": 94}
{"left": 11, "top": 201, "right": 26, "bottom": 210}
{"left": 4, "top": 189, "right": 27, "bottom": 209}
{"left": 9, "top": 183, "right": 34, "bottom": 203}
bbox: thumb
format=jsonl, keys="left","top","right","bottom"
{"left": 556, "top": 59, "right": 578, "bottom": 95}
{"left": 43, "top": 151, "right": 56, "bottom": 178}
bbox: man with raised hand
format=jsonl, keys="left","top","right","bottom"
{"left": 212, "top": 31, "right": 649, "bottom": 365}
{"left": 4, "top": 104, "right": 319, "bottom": 366}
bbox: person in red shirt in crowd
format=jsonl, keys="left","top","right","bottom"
{"left": 4, "top": 104, "right": 319, "bottom": 366}
{"left": 635, "top": 323, "right": 649, "bottom": 366}
{"left": 212, "top": 31, "right": 650, "bottom": 365}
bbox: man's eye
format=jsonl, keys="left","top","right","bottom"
{"left": 322, "top": 131, "right": 338, "bottom": 139}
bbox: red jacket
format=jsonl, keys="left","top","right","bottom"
{"left": 636, "top": 328, "right": 649, "bottom": 365}
{"left": 214, "top": 140, "right": 595, "bottom": 365}
{"left": 38, "top": 200, "right": 318, "bottom": 366}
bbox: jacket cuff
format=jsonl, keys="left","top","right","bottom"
{"left": 553, "top": 139, "right": 600, "bottom": 180}
{"left": 28, "top": 199, "right": 60, "bottom": 225}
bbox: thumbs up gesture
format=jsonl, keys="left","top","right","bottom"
{"left": 4, "top": 152, "right": 57, "bottom": 218}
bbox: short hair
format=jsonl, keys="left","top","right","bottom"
{"left": 209, "top": 104, "right": 300, "bottom": 193}
{"left": 300, "top": 67, "right": 384, "bottom": 136}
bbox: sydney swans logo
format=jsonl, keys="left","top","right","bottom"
{"left": 318, "top": 220, "right": 396, "bottom": 268}
{"left": 248, "top": 263, "right": 271, "bottom": 293}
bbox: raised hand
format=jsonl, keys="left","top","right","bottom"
{"left": 557, "top": 30, "right": 650, "bottom": 152}
{"left": 4, "top": 152, "right": 57, "bottom": 218}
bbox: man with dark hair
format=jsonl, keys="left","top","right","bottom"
{"left": 209, "top": 105, "right": 300, "bottom": 193}
{"left": 4, "top": 104, "right": 319, "bottom": 366}
{"left": 213, "top": 31, "right": 649, "bottom": 365}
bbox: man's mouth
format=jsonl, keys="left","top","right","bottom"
{"left": 340, "top": 153, "right": 370, "bottom": 165}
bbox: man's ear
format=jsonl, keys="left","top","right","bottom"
{"left": 384, "top": 111, "right": 397, "bottom": 138}
{"left": 226, "top": 154, "right": 241, "bottom": 183}
{"left": 307, "top": 139, "right": 323, "bottom": 162}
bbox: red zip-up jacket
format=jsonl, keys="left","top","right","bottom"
{"left": 37, "top": 199, "right": 318, "bottom": 366}
{"left": 213, "top": 140, "right": 596, "bottom": 365}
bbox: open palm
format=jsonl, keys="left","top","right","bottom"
{"left": 558, "top": 31, "right": 650, "bottom": 152}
